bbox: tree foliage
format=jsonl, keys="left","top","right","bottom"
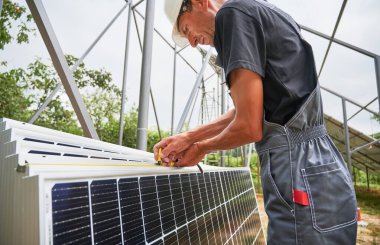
{"left": 0, "top": 0, "right": 35, "bottom": 50}
{"left": 0, "top": 0, "right": 164, "bottom": 152}
{"left": 0, "top": 55, "right": 165, "bottom": 151}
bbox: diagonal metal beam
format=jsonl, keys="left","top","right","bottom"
{"left": 119, "top": 1, "right": 133, "bottom": 145}
{"left": 26, "top": 0, "right": 99, "bottom": 139}
{"left": 175, "top": 48, "right": 213, "bottom": 134}
{"left": 318, "top": 0, "right": 347, "bottom": 77}
{"left": 351, "top": 138, "right": 380, "bottom": 155}
{"left": 348, "top": 97, "right": 378, "bottom": 121}
{"left": 28, "top": 3, "right": 128, "bottom": 125}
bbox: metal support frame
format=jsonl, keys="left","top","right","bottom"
{"left": 220, "top": 72, "right": 226, "bottom": 167}
{"left": 322, "top": 87, "right": 379, "bottom": 118}
{"left": 26, "top": 0, "right": 99, "bottom": 139}
{"left": 23, "top": 0, "right": 379, "bottom": 168}
{"left": 351, "top": 138, "right": 380, "bottom": 155}
{"left": 318, "top": 0, "right": 347, "bottom": 77}
{"left": 342, "top": 98, "right": 353, "bottom": 176}
{"left": 366, "top": 167, "right": 370, "bottom": 190}
{"left": 174, "top": 48, "right": 213, "bottom": 134}
{"left": 136, "top": 0, "right": 155, "bottom": 150}
{"left": 132, "top": 4, "right": 162, "bottom": 147}
{"left": 302, "top": 22, "right": 380, "bottom": 122}
{"left": 28, "top": 3, "right": 128, "bottom": 125}
{"left": 375, "top": 56, "right": 380, "bottom": 113}
{"left": 348, "top": 97, "right": 378, "bottom": 121}
{"left": 171, "top": 45, "right": 177, "bottom": 135}
{"left": 119, "top": 2, "right": 133, "bottom": 145}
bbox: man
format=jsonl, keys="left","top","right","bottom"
{"left": 155, "top": 0, "right": 358, "bottom": 244}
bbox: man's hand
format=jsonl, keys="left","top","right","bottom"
{"left": 153, "top": 133, "right": 192, "bottom": 164}
{"left": 176, "top": 143, "right": 205, "bottom": 167}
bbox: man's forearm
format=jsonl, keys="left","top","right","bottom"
{"left": 184, "top": 108, "right": 236, "bottom": 143}
{"left": 198, "top": 116, "right": 262, "bottom": 153}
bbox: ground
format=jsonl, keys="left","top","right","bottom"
{"left": 255, "top": 187, "right": 380, "bottom": 244}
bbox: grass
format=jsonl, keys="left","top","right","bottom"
{"left": 355, "top": 186, "right": 380, "bottom": 216}
{"left": 355, "top": 186, "right": 380, "bottom": 244}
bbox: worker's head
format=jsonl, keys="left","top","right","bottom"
{"left": 164, "top": 0, "right": 223, "bottom": 48}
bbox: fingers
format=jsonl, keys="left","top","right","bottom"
{"left": 153, "top": 140, "right": 168, "bottom": 160}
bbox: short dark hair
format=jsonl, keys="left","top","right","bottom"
{"left": 176, "top": 0, "right": 192, "bottom": 32}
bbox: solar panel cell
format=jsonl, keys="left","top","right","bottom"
{"left": 52, "top": 182, "right": 92, "bottom": 245}
{"left": 90, "top": 179, "right": 122, "bottom": 244}
{"left": 169, "top": 175, "right": 187, "bottom": 227}
{"left": 140, "top": 176, "right": 162, "bottom": 243}
{"left": 118, "top": 177, "right": 145, "bottom": 244}
{"left": 156, "top": 176, "right": 176, "bottom": 236}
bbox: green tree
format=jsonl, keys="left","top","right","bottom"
{"left": 0, "top": 62, "right": 32, "bottom": 121}
{"left": 0, "top": 0, "right": 35, "bottom": 50}
{"left": 0, "top": 0, "right": 167, "bottom": 152}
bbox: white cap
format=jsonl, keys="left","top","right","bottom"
{"left": 164, "top": 0, "right": 190, "bottom": 48}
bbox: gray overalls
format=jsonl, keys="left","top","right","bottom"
{"left": 255, "top": 1, "right": 358, "bottom": 244}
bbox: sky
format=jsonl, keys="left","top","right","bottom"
{"left": 1, "top": 0, "right": 380, "bottom": 136}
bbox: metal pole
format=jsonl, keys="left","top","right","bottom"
{"left": 29, "top": 82, "right": 62, "bottom": 124}
{"left": 350, "top": 138, "right": 380, "bottom": 154}
{"left": 136, "top": 0, "right": 155, "bottom": 150}
{"left": 247, "top": 143, "right": 253, "bottom": 168}
{"left": 375, "top": 56, "right": 380, "bottom": 113}
{"left": 300, "top": 24, "right": 377, "bottom": 58}
{"left": 318, "top": 0, "right": 347, "bottom": 77}
{"left": 220, "top": 72, "right": 226, "bottom": 167}
{"left": 150, "top": 89, "right": 162, "bottom": 140}
{"left": 342, "top": 98, "right": 353, "bottom": 176}
{"left": 0, "top": 0, "right": 3, "bottom": 16}
{"left": 366, "top": 167, "right": 370, "bottom": 190}
{"left": 175, "top": 48, "right": 213, "bottom": 134}
{"left": 26, "top": 0, "right": 99, "bottom": 139}
{"left": 28, "top": 3, "right": 128, "bottom": 125}
{"left": 132, "top": 7, "right": 162, "bottom": 143}
{"left": 119, "top": 2, "right": 132, "bottom": 145}
{"left": 171, "top": 46, "right": 177, "bottom": 135}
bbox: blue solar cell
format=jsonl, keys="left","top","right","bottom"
{"left": 52, "top": 182, "right": 92, "bottom": 245}
{"left": 140, "top": 176, "right": 162, "bottom": 243}
{"left": 156, "top": 175, "right": 176, "bottom": 234}
{"left": 169, "top": 175, "right": 187, "bottom": 227}
{"left": 90, "top": 179, "right": 122, "bottom": 244}
{"left": 118, "top": 177, "right": 145, "bottom": 245}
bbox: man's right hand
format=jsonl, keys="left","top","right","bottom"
{"left": 153, "top": 133, "right": 193, "bottom": 164}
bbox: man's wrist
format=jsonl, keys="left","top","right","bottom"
{"left": 196, "top": 141, "right": 211, "bottom": 155}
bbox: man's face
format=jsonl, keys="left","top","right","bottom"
{"left": 177, "top": 8, "right": 215, "bottom": 47}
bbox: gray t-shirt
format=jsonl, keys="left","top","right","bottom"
{"left": 214, "top": 0, "right": 318, "bottom": 125}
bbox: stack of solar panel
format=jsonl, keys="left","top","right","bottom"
{"left": 0, "top": 118, "right": 265, "bottom": 244}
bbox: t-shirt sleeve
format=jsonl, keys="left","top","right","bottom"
{"left": 214, "top": 7, "right": 266, "bottom": 87}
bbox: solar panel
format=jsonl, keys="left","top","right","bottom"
{"left": 0, "top": 118, "right": 265, "bottom": 244}
{"left": 51, "top": 170, "right": 264, "bottom": 244}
